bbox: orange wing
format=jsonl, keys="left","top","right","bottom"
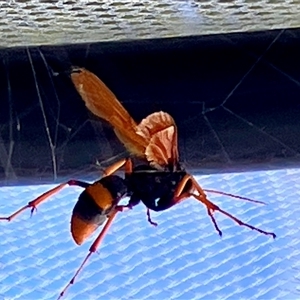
{"left": 71, "top": 67, "right": 179, "bottom": 168}
{"left": 136, "top": 111, "right": 179, "bottom": 169}
{"left": 71, "top": 67, "right": 147, "bottom": 157}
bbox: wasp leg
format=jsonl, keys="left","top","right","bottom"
{"left": 147, "top": 208, "right": 157, "bottom": 226}
{"left": 174, "top": 174, "right": 276, "bottom": 238}
{"left": 203, "top": 189, "right": 266, "bottom": 205}
{"left": 102, "top": 158, "right": 133, "bottom": 176}
{"left": 0, "top": 180, "right": 90, "bottom": 222}
{"left": 58, "top": 205, "right": 129, "bottom": 300}
{"left": 127, "top": 193, "right": 140, "bottom": 209}
{"left": 126, "top": 194, "right": 157, "bottom": 226}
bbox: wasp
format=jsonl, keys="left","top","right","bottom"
{"left": 0, "top": 68, "right": 276, "bottom": 299}
{"left": 71, "top": 67, "right": 276, "bottom": 239}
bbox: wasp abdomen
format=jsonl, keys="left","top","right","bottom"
{"left": 71, "top": 175, "right": 127, "bottom": 245}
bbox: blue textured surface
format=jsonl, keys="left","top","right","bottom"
{"left": 0, "top": 168, "right": 299, "bottom": 300}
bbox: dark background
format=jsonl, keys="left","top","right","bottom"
{"left": 0, "top": 28, "right": 299, "bottom": 185}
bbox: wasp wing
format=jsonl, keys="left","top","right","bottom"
{"left": 71, "top": 68, "right": 148, "bottom": 157}
{"left": 71, "top": 68, "right": 179, "bottom": 167}
{"left": 136, "top": 111, "right": 179, "bottom": 169}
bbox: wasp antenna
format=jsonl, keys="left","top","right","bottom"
{"left": 203, "top": 189, "right": 266, "bottom": 205}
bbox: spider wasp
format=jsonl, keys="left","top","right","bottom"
{"left": 0, "top": 68, "right": 276, "bottom": 299}
{"left": 71, "top": 67, "right": 276, "bottom": 240}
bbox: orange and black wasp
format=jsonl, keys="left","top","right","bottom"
{"left": 0, "top": 67, "right": 276, "bottom": 299}
{"left": 71, "top": 67, "right": 276, "bottom": 239}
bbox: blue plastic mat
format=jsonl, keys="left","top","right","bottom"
{"left": 0, "top": 168, "right": 299, "bottom": 300}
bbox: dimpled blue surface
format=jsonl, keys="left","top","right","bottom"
{"left": 0, "top": 169, "right": 299, "bottom": 300}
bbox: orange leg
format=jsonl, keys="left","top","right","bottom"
{"left": 102, "top": 158, "right": 132, "bottom": 176}
{"left": 0, "top": 159, "right": 133, "bottom": 222}
{"left": 174, "top": 174, "right": 276, "bottom": 238}
{"left": 203, "top": 189, "right": 266, "bottom": 205}
{"left": 0, "top": 180, "right": 90, "bottom": 222}
{"left": 58, "top": 204, "right": 129, "bottom": 299}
